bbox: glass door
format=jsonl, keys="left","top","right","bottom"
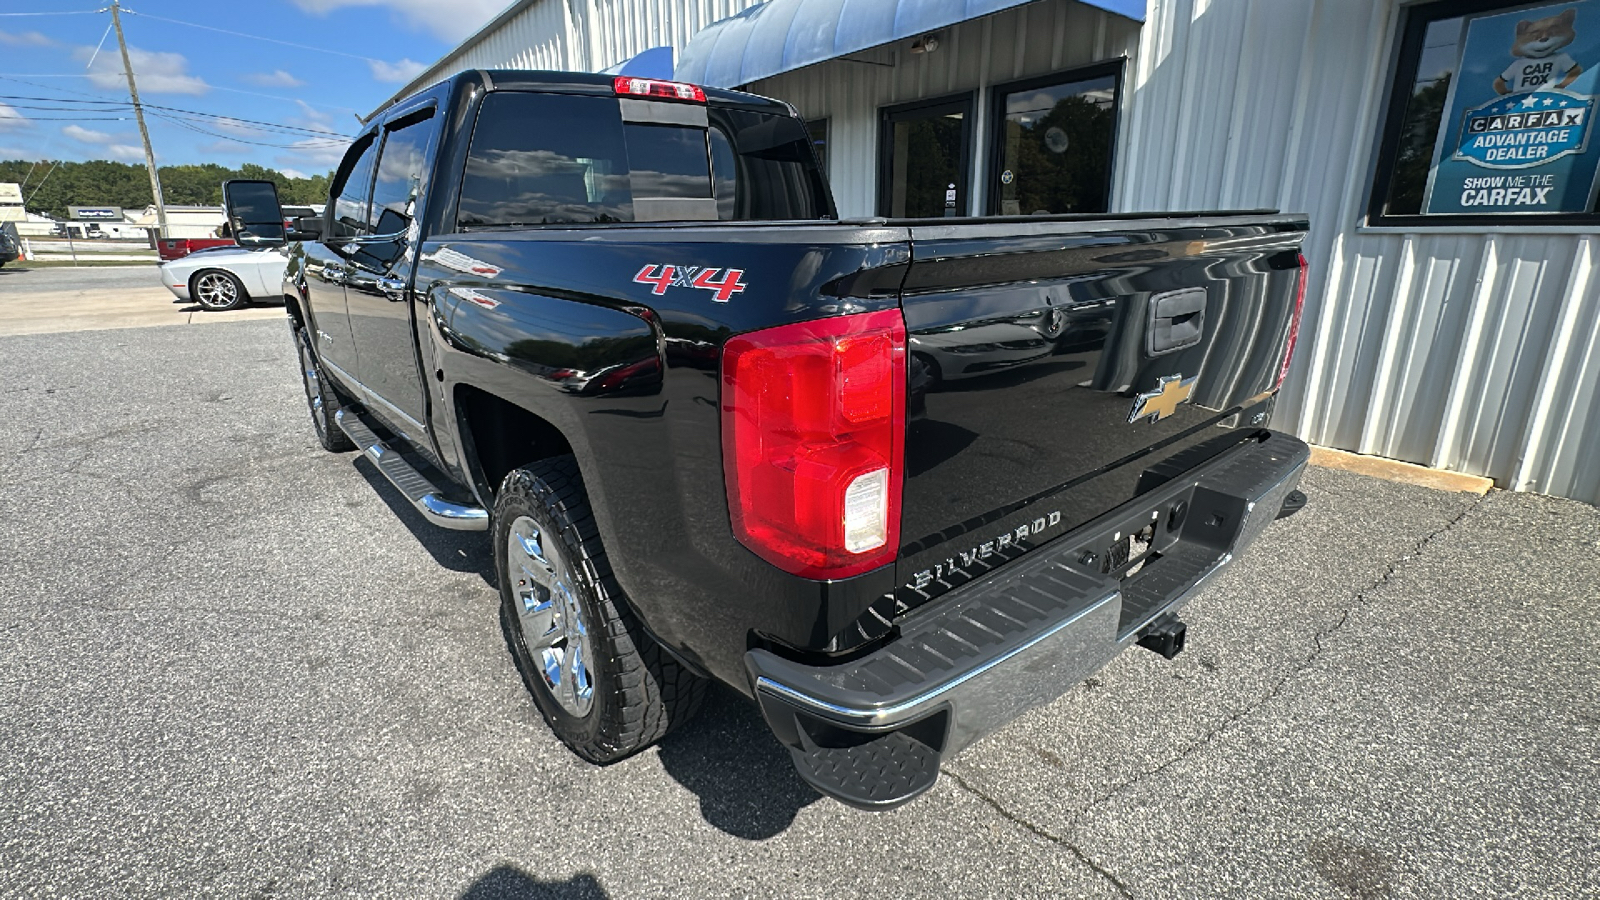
{"left": 989, "top": 61, "right": 1123, "bottom": 216}
{"left": 878, "top": 94, "right": 973, "bottom": 218}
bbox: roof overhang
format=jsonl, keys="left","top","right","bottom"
{"left": 676, "top": 0, "right": 1145, "bottom": 88}
{"left": 600, "top": 46, "right": 676, "bottom": 79}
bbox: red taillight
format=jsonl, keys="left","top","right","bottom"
{"left": 1275, "top": 253, "right": 1308, "bottom": 390}
{"left": 721, "top": 310, "right": 907, "bottom": 580}
{"left": 613, "top": 76, "right": 706, "bottom": 103}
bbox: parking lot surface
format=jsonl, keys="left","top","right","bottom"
{"left": 0, "top": 265, "right": 281, "bottom": 336}
{"left": 1, "top": 316, "right": 1597, "bottom": 899}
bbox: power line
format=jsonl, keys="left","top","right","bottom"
{"left": 23, "top": 160, "right": 62, "bottom": 206}
{"left": 149, "top": 111, "right": 345, "bottom": 149}
{"left": 120, "top": 9, "right": 386, "bottom": 64}
{"left": 0, "top": 114, "right": 132, "bottom": 120}
{"left": 0, "top": 95, "right": 353, "bottom": 138}
{"left": 0, "top": 9, "right": 107, "bottom": 15}
{"left": 0, "top": 102, "right": 130, "bottom": 111}
{"left": 0, "top": 74, "right": 361, "bottom": 119}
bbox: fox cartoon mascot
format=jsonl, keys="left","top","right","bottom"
{"left": 1495, "top": 8, "right": 1584, "bottom": 94}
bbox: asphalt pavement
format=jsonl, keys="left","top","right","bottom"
{"left": 0, "top": 265, "right": 281, "bottom": 336}
{"left": 0, "top": 317, "right": 1596, "bottom": 899}
{"left": 0, "top": 265, "right": 163, "bottom": 295}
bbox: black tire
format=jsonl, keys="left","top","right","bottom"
{"left": 293, "top": 325, "right": 355, "bottom": 452}
{"left": 495, "top": 456, "right": 706, "bottom": 763}
{"left": 191, "top": 269, "right": 249, "bottom": 311}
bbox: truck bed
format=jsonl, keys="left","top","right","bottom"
{"left": 422, "top": 210, "right": 1307, "bottom": 677}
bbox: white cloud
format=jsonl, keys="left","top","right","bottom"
{"left": 63, "top": 124, "right": 113, "bottom": 144}
{"left": 279, "top": 168, "right": 310, "bottom": 179}
{"left": 107, "top": 144, "right": 147, "bottom": 163}
{"left": 289, "top": 0, "right": 503, "bottom": 42}
{"left": 293, "top": 100, "right": 335, "bottom": 129}
{"left": 0, "top": 146, "right": 33, "bottom": 160}
{"left": 0, "top": 30, "right": 58, "bottom": 47}
{"left": 279, "top": 137, "right": 349, "bottom": 169}
{"left": 0, "top": 103, "right": 29, "bottom": 130}
{"left": 62, "top": 125, "right": 144, "bottom": 162}
{"left": 368, "top": 57, "right": 428, "bottom": 83}
{"left": 243, "top": 69, "right": 307, "bottom": 89}
{"left": 213, "top": 117, "right": 266, "bottom": 137}
{"left": 76, "top": 43, "right": 209, "bottom": 96}
{"left": 198, "top": 140, "right": 250, "bottom": 156}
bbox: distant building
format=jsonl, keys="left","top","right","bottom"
{"left": 0, "top": 182, "right": 23, "bottom": 223}
{"left": 129, "top": 204, "right": 225, "bottom": 239}
{"left": 0, "top": 183, "right": 59, "bottom": 237}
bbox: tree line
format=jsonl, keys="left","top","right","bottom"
{"left": 0, "top": 159, "right": 332, "bottom": 219}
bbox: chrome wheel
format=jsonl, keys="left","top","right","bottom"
{"left": 507, "top": 515, "right": 594, "bottom": 717}
{"left": 194, "top": 271, "right": 240, "bottom": 309}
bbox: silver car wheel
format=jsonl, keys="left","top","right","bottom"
{"left": 507, "top": 515, "right": 594, "bottom": 717}
{"left": 195, "top": 272, "right": 238, "bottom": 309}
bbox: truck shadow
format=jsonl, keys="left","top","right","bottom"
{"left": 349, "top": 454, "right": 819, "bottom": 838}
{"left": 352, "top": 455, "right": 496, "bottom": 586}
{"left": 655, "top": 683, "right": 821, "bottom": 840}
{"left": 459, "top": 865, "right": 608, "bottom": 899}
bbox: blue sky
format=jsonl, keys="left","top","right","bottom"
{"left": 0, "top": 0, "right": 507, "bottom": 175}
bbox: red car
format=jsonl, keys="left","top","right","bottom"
{"left": 157, "top": 237, "right": 235, "bottom": 261}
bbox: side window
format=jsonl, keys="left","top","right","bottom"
{"left": 351, "top": 109, "right": 439, "bottom": 270}
{"left": 805, "top": 118, "right": 830, "bottom": 175}
{"left": 329, "top": 135, "right": 377, "bottom": 240}
{"left": 370, "top": 109, "right": 438, "bottom": 236}
{"left": 458, "top": 92, "right": 633, "bottom": 228}
{"left": 707, "top": 109, "right": 834, "bottom": 221}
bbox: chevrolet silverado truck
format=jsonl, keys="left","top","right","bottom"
{"left": 221, "top": 70, "right": 1311, "bottom": 810}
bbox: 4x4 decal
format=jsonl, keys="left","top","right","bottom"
{"left": 633, "top": 264, "right": 747, "bottom": 302}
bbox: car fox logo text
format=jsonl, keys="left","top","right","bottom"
{"left": 633, "top": 264, "right": 747, "bottom": 302}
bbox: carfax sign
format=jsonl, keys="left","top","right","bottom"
{"left": 1425, "top": 1, "right": 1600, "bottom": 215}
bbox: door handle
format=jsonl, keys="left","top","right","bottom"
{"left": 1146, "top": 288, "right": 1206, "bottom": 356}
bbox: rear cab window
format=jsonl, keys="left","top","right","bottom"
{"left": 456, "top": 90, "right": 834, "bottom": 230}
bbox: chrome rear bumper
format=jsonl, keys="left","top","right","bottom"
{"left": 746, "top": 430, "right": 1311, "bottom": 809}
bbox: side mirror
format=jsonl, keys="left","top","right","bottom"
{"left": 222, "top": 179, "right": 288, "bottom": 247}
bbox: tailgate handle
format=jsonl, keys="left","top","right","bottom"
{"left": 1147, "top": 288, "right": 1206, "bottom": 356}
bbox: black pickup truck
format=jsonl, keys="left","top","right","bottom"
{"left": 222, "top": 70, "right": 1311, "bottom": 810}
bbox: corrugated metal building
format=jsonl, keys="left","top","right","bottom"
{"left": 381, "top": 0, "right": 1600, "bottom": 505}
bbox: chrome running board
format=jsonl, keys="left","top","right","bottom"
{"left": 335, "top": 409, "right": 489, "bottom": 532}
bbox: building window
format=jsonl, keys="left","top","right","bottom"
{"left": 805, "top": 118, "right": 829, "bottom": 176}
{"left": 988, "top": 61, "right": 1123, "bottom": 216}
{"left": 1370, "top": 0, "right": 1600, "bottom": 226}
{"left": 879, "top": 94, "right": 974, "bottom": 218}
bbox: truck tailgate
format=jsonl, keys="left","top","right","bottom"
{"left": 895, "top": 215, "right": 1307, "bottom": 611}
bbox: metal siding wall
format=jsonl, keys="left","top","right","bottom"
{"left": 399, "top": 0, "right": 1599, "bottom": 504}
{"left": 747, "top": 0, "right": 1141, "bottom": 218}
{"left": 395, "top": 0, "right": 761, "bottom": 95}
{"left": 1118, "top": 0, "right": 1600, "bottom": 505}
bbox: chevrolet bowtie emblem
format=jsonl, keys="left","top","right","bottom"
{"left": 1129, "top": 374, "right": 1197, "bottom": 424}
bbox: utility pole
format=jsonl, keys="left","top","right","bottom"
{"left": 110, "top": 0, "right": 167, "bottom": 238}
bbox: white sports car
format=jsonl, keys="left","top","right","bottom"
{"left": 158, "top": 245, "right": 289, "bottom": 312}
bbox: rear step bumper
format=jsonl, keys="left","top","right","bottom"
{"left": 746, "top": 430, "right": 1310, "bottom": 810}
{"left": 335, "top": 410, "right": 489, "bottom": 532}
